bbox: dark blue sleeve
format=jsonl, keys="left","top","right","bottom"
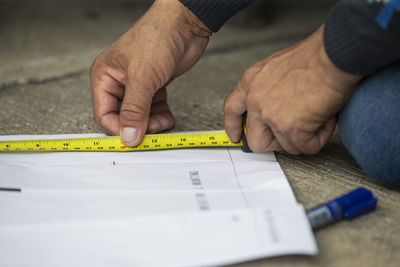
{"left": 324, "top": 0, "right": 400, "bottom": 76}
{"left": 179, "top": 0, "right": 255, "bottom": 32}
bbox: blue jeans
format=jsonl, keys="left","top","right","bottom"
{"left": 339, "top": 62, "right": 400, "bottom": 187}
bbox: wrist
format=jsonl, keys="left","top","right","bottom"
{"left": 155, "top": 0, "right": 212, "bottom": 38}
{"left": 316, "top": 26, "right": 362, "bottom": 95}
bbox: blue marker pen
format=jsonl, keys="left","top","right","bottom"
{"left": 307, "top": 187, "right": 377, "bottom": 230}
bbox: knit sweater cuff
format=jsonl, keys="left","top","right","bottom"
{"left": 324, "top": 1, "right": 400, "bottom": 76}
{"left": 179, "top": 0, "right": 255, "bottom": 32}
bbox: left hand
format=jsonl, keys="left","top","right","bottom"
{"left": 223, "top": 26, "right": 362, "bottom": 155}
{"left": 90, "top": 0, "right": 211, "bottom": 147}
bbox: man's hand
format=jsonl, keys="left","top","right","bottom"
{"left": 224, "top": 26, "right": 362, "bottom": 155}
{"left": 91, "top": 0, "right": 211, "bottom": 147}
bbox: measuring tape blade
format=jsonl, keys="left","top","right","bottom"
{"left": 0, "top": 130, "right": 245, "bottom": 152}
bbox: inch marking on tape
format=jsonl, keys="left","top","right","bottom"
{"left": 0, "top": 130, "right": 243, "bottom": 152}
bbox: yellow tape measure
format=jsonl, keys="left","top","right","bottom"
{"left": 0, "top": 130, "right": 247, "bottom": 152}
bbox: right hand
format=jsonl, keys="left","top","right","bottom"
{"left": 223, "top": 26, "right": 361, "bottom": 155}
{"left": 90, "top": 0, "right": 211, "bottom": 147}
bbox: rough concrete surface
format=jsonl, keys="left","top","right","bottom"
{"left": 0, "top": 1, "right": 399, "bottom": 267}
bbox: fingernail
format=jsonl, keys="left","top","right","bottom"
{"left": 121, "top": 127, "right": 138, "bottom": 145}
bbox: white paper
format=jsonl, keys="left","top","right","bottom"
{"left": 0, "top": 206, "right": 315, "bottom": 267}
{"left": 0, "top": 134, "right": 317, "bottom": 266}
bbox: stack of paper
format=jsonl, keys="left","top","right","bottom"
{"left": 0, "top": 134, "right": 317, "bottom": 266}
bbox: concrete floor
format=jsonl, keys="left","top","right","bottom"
{"left": 0, "top": 1, "right": 399, "bottom": 266}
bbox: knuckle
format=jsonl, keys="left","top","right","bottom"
{"left": 92, "top": 106, "right": 103, "bottom": 126}
{"left": 94, "top": 113, "right": 102, "bottom": 125}
{"left": 90, "top": 55, "right": 104, "bottom": 74}
{"left": 260, "top": 107, "right": 272, "bottom": 122}
{"left": 244, "top": 63, "right": 262, "bottom": 78}
{"left": 223, "top": 91, "right": 246, "bottom": 117}
{"left": 120, "top": 102, "right": 148, "bottom": 122}
{"left": 248, "top": 141, "right": 267, "bottom": 153}
{"left": 267, "top": 55, "right": 280, "bottom": 66}
{"left": 289, "top": 132, "right": 323, "bottom": 155}
{"left": 242, "top": 67, "right": 257, "bottom": 84}
{"left": 245, "top": 91, "right": 259, "bottom": 109}
{"left": 223, "top": 98, "right": 237, "bottom": 116}
{"left": 90, "top": 56, "right": 109, "bottom": 88}
{"left": 273, "top": 119, "right": 292, "bottom": 136}
{"left": 127, "top": 61, "right": 166, "bottom": 93}
{"left": 248, "top": 135, "right": 277, "bottom": 153}
{"left": 97, "top": 115, "right": 108, "bottom": 128}
{"left": 279, "top": 124, "right": 292, "bottom": 136}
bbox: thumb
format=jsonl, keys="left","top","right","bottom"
{"left": 119, "top": 68, "right": 157, "bottom": 147}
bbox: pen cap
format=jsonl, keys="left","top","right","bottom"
{"left": 335, "top": 187, "right": 377, "bottom": 219}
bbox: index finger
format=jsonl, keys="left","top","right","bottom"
{"left": 223, "top": 81, "right": 248, "bottom": 143}
{"left": 91, "top": 65, "right": 125, "bottom": 135}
